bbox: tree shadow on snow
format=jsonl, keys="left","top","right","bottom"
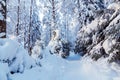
{"left": 66, "top": 54, "right": 81, "bottom": 61}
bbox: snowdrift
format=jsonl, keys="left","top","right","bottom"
{"left": 0, "top": 39, "right": 36, "bottom": 80}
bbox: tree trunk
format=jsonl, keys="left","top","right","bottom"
{"left": 16, "top": 0, "right": 20, "bottom": 36}
{"left": 28, "top": 0, "right": 33, "bottom": 55}
{"left": 0, "top": 0, "right": 7, "bottom": 38}
{"left": 77, "top": 0, "right": 83, "bottom": 31}
{"left": 52, "top": 0, "right": 55, "bottom": 29}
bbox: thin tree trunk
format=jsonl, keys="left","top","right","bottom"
{"left": 16, "top": 0, "right": 20, "bottom": 36}
{"left": 77, "top": 0, "right": 80, "bottom": 21}
{"left": 77, "top": 0, "right": 83, "bottom": 30}
{"left": 23, "top": 1, "right": 27, "bottom": 49}
{"left": 28, "top": 0, "right": 33, "bottom": 54}
{"left": 49, "top": 0, "right": 56, "bottom": 40}
{"left": 52, "top": 0, "right": 55, "bottom": 29}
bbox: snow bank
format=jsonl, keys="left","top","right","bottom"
{"left": 9, "top": 46, "right": 36, "bottom": 72}
{"left": 0, "top": 38, "right": 36, "bottom": 79}
{"left": 0, "top": 39, "right": 19, "bottom": 61}
{"left": 0, "top": 63, "right": 9, "bottom": 80}
{"left": 10, "top": 50, "right": 120, "bottom": 80}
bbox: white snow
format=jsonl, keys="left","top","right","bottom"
{"left": 6, "top": 17, "right": 11, "bottom": 22}
{"left": 9, "top": 45, "right": 36, "bottom": 72}
{"left": 107, "top": 3, "right": 120, "bottom": 10}
{"left": 0, "top": 12, "right": 4, "bottom": 20}
{"left": 80, "top": 19, "right": 99, "bottom": 35}
{"left": 102, "top": 39, "right": 116, "bottom": 54}
{"left": 1, "top": 0, "right": 5, "bottom": 6}
{"left": 0, "top": 39, "right": 36, "bottom": 79}
{"left": 1, "top": 1, "right": 120, "bottom": 80}
{"left": 31, "top": 40, "right": 43, "bottom": 59}
{"left": 0, "top": 39, "right": 120, "bottom": 80}
{"left": 0, "top": 63, "right": 9, "bottom": 80}
{"left": 109, "top": 14, "right": 120, "bottom": 26}
{"left": 10, "top": 48, "right": 120, "bottom": 80}
{"left": 0, "top": 39, "right": 19, "bottom": 60}
{"left": 0, "top": 32, "right": 6, "bottom": 38}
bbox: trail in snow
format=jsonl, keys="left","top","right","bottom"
{"left": 11, "top": 49, "right": 120, "bottom": 80}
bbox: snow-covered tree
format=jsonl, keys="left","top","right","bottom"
{"left": 75, "top": 1, "right": 120, "bottom": 63}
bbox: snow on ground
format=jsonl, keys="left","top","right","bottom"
{"left": 0, "top": 39, "right": 120, "bottom": 80}
{"left": 0, "top": 63, "right": 9, "bottom": 80}
{"left": 10, "top": 47, "right": 120, "bottom": 80}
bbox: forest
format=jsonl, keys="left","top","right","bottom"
{"left": 0, "top": 0, "right": 120, "bottom": 80}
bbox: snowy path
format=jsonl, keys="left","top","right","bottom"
{"left": 11, "top": 51, "right": 120, "bottom": 80}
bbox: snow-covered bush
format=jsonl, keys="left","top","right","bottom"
{"left": 9, "top": 45, "right": 36, "bottom": 73}
{"left": 0, "top": 39, "right": 18, "bottom": 61}
{"left": 0, "top": 39, "right": 36, "bottom": 79}
{"left": 48, "top": 30, "right": 70, "bottom": 58}
{"left": 60, "top": 40, "right": 70, "bottom": 58}
{"left": 31, "top": 40, "right": 44, "bottom": 59}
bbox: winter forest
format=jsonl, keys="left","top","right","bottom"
{"left": 1, "top": 0, "right": 120, "bottom": 80}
